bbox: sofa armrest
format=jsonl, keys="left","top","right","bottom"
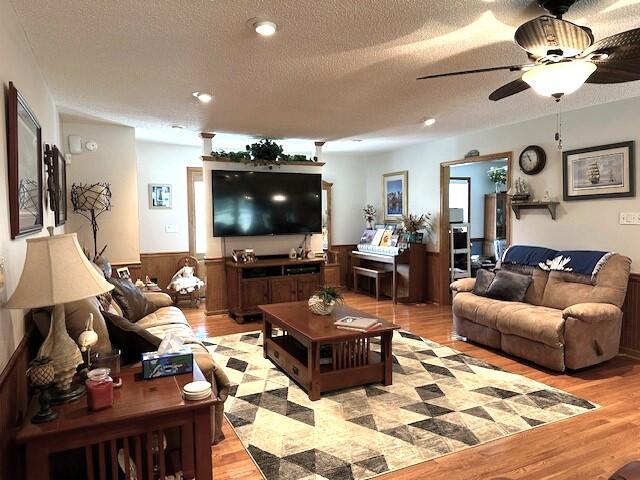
{"left": 450, "top": 277, "right": 476, "bottom": 293}
{"left": 143, "top": 292, "right": 174, "bottom": 308}
{"left": 562, "top": 303, "right": 623, "bottom": 323}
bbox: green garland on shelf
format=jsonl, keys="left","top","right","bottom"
{"left": 211, "top": 138, "right": 316, "bottom": 168}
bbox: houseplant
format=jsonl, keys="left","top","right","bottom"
{"left": 362, "top": 204, "right": 377, "bottom": 228}
{"left": 308, "top": 285, "right": 343, "bottom": 315}
{"left": 211, "top": 138, "right": 314, "bottom": 168}
{"left": 401, "top": 212, "right": 433, "bottom": 242}
{"left": 488, "top": 166, "right": 507, "bottom": 193}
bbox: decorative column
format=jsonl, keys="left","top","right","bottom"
{"left": 314, "top": 141, "right": 325, "bottom": 162}
{"left": 200, "top": 132, "right": 216, "bottom": 156}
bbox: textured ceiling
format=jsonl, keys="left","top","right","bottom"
{"left": 11, "top": 0, "right": 640, "bottom": 152}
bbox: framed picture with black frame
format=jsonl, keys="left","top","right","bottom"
{"left": 563, "top": 141, "right": 635, "bottom": 201}
{"left": 7, "top": 81, "right": 43, "bottom": 239}
{"left": 44, "top": 144, "right": 67, "bottom": 226}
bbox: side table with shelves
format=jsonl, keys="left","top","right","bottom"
{"left": 15, "top": 363, "right": 216, "bottom": 480}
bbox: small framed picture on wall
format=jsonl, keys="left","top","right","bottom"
{"left": 563, "top": 142, "right": 635, "bottom": 201}
{"left": 382, "top": 171, "right": 408, "bottom": 222}
{"left": 149, "top": 183, "right": 172, "bottom": 209}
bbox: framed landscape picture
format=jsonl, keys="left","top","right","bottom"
{"left": 382, "top": 171, "right": 408, "bottom": 222}
{"left": 149, "top": 183, "right": 172, "bottom": 208}
{"left": 563, "top": 142, "right": 635, "bottom": 201}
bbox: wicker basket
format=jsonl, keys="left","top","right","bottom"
{"left": 308, "top": 296, "right": 336, "bottom": 315}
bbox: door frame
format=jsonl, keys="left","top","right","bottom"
{"left": 187, "top": 166, "right": 204, "bottom": 258}
{"left": 439, "top": 152, "right": 513, "bottom": 305}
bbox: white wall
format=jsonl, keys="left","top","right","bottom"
{"left": 136, "top": 141, "right": 201, "bottom": 253}
{"left": 322, "top": 152, "right": 371, "bottom": 246}
{"left": 0, "top": 0, "right": 61, "bottom": 371}
{"left": 63, "top": 122, "right": 140, "bottom": 263}
{"left": 450, "top": 159, "right": 507, "bottom": 238}
{"left": 366, "top": 96, "right": 640, "bottom": 272}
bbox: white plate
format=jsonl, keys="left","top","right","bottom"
{"left": 183, "top": 381, "right": 211, "bottom": 394}
{"left": 184, "top": 390, "right": 212, "bottom": 401}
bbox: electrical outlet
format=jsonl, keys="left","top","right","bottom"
{"left": 165, "top": 224, "right": 178, "bottom": 233}
{"left": 619, "top": 212, "right": 640, "bottom": 225}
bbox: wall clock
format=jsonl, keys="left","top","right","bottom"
{"left": 519, "top": 145, "right": 546, "bottom": 175}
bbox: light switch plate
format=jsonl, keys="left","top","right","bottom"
{"left": 619, "top": 212, "right": 640, "bottom": 225}
{"left": 165, "top": 224, "right": 178, "bottom": 233}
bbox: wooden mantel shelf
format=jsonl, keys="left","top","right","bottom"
{"left": 511, "top": 201, "right": 560, "bottom": 220}
{"left": 201, "top": 155, "right": 325, "bottom": 166}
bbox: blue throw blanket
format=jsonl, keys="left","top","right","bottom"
{"left": 502, "top": 245, "right": 613, "bottom": 278}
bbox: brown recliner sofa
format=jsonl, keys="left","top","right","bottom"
{"left": 450, "top": 253, "right": 631, "bottom": 371}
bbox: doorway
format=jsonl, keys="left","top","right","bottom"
{"left": 439, "top": 152, "right": 513, "bottom": 304}
{"left": 187, "top": 167, "right": 206, "bottom": 289}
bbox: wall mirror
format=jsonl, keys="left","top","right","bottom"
{"left": 321, "top": 180, "right": 333, "bottom": 251}
{"left": 7, "top": 81, "right": 43, "bottom": 239}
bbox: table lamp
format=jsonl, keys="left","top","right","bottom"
{"left": 70, "top": 182, "right": 112, "bottom": 261}
{"left": 5, "top": 229, "right": 113, "bottom": 403}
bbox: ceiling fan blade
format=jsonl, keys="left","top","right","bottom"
{"left": 417, "top": 64, "right": 531, "bottom": 80}
{"left": 489, "top": 79, "right": 531, "bottom": 101}
{"left": 586, "top": 65, "right": 640, "bottom": 84}
{"left": 581, "top": 27, "right": 640, "bottom": 65}
{"left": 515, "top": 16, "right": 593, "bottom": 58}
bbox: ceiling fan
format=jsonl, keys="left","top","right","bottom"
{"left": 417, "top": 0, "right": 640, "bottom": 101}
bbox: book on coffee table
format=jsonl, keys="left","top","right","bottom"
{"left": 334, "top": 316, "right": 381, "bottom": 332}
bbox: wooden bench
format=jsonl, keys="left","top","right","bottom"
{"left": 353, "top": 266, "right": 390, "bottom": 301}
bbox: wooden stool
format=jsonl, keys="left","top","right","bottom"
{"left": 353, "top": 266, "right": 389, "bottom": 301}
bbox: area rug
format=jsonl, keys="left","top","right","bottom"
{"left": 205, "top": 330, "right": 598, "bottom": 480}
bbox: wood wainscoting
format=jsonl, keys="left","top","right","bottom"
{"left": 621, "top": 273, "right": 640, "bottom": 358}
{"left": 331, "top": 244, "right": 357, "bottom": 288}
{"left": 425, "top": 251, "right": 441, "bottom": 305}
{"left": 0, "top": 324, "right": 39, "bottom": 479}
{"left": 205, "top": 257, "right": 227, "bottom": 315}
{"left": 139, "top": 251, "right": 190, "bottom": 292}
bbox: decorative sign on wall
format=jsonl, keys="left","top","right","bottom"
{"left": 563, "top": 141, "right": 635, "bottom": 201}
{"left": 149, "top": 183, "right": 172, "bottom": 209}
{"left": 382, "top": 171, "right": 408, "bottom": 222}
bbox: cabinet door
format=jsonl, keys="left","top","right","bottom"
{"left": 269, "top": 277, "right": 296, "bottom": 304}
{"left": 295, "top": 275, "right": 321, "bottom": 301}
{"left": 242, "top": 279, "right": 269, "bottom": 310}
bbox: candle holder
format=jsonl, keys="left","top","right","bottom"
{"left": 27, "top": 357, "right": 58, "bottom": 424}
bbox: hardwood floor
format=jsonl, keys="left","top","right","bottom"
{"left": 184, "top": 292, "right": 640, "bottom": 480}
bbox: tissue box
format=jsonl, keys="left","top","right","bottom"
{"left": 141, "top": 347, "right": 193, "bottom": 379}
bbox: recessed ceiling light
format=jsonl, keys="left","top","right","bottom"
{"left": 171, "top": 125, "right": 185, "bottom": 130}
{"left": 424, "top": 117, "right": 437, "bottom": 126}
{"left": 254, "top": 20, "right": 277, "bottom": 36}
{"left": 192, "top": 91, "right": 213, "bottom": 103}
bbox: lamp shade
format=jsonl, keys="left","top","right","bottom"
{"left": 5, "top": 233, "right": 113, "bottom": 309}
{"left": 522, "top": 61, "right": 597, "bottom": 97}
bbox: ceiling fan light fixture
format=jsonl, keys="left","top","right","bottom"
{"left": 522, "top": 61, "right": 597, "bottom": 97}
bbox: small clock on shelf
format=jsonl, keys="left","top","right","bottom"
{"left": 519, "top": 145, "right": 546, "bottom": 175}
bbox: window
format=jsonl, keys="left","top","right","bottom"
{"left": 449, "top": 177, "right": 470, "bottom": 224}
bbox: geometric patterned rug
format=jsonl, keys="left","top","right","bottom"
{"left": 206, "top": 330, "right": 598, "bottom": 480}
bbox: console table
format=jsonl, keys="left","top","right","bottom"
{"left": 226, "top": 257, "right": 324, "bottom": 323}
{"left": 15, "top": 363, "right": 216, "bottom": 480}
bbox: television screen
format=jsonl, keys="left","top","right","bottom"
{"left": 212, "top": 170, "right": 322, "bottom": 237}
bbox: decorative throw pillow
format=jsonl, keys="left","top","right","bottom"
{"left": 102, "top": 311, "right": 161, "bottom": 365}
{"left": 107, "top": 277, "right": 158, "bottom": 322}
{"left": 485, "top": 270, "right": 532, "bottom": 302}
{"left": 472, "top": 269, "right": 495, "bottom": 296}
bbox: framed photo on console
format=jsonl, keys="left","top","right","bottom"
{"left": 7, "top": 81, "right": 43, "bottom": 239}
{"left": 563, "top": 142, "right": 635, "bottom": 201}
{"left": 382, "top": 171, "right": 408, "bottom": 222}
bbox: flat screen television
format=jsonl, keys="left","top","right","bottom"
{"left": 212, "top": 170, "right": 322, "bottom": 237}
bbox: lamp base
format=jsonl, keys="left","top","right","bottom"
{"left": 31, "top": 384, "right": 58, "bottom": 424}
{"left": 50, "top": 383, "right": 86, "bottom": 405}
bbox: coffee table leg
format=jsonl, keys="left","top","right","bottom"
{"left": 263, "top": 315, "right": 272, "bottom": 359}
{"left": 308, "top": 342, "right": 321, "bottom": 401}
{"left": 381, "top": 332, "right": 393, "bottom": 386}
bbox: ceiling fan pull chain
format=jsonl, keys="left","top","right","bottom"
{"left": 555, "top": 102, "right": 563, "bottom": 151}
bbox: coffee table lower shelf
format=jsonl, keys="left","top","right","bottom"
{"left": 263, "top": 324, "right": 394, "bottom": 401}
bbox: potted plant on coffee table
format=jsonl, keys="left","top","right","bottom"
{"left": 308, "top": 286, "right": 343, "bottom": 315}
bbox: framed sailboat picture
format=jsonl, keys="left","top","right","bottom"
{"left": 563, "top": 142, "right": 635, "bottom": 201}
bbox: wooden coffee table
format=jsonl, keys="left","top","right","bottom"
{"left": 259, "top": 302, "right": 399, "bottom": 400}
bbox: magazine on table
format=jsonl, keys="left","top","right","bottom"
{"left": 334, "top": 316, "right": 381, "bottom": 332}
